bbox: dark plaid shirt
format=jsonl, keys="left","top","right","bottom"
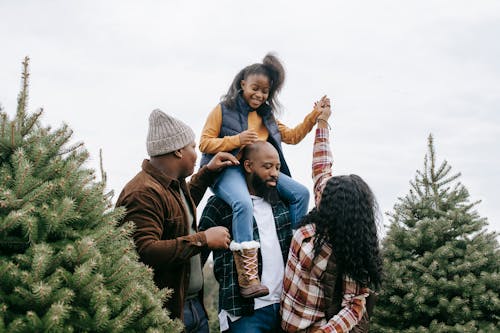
{"left": 199, "top": 195, "right": 292, "bottom": 317}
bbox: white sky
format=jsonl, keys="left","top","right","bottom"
{"left": 1, "top": 1, "right": 499, "bottom": 234}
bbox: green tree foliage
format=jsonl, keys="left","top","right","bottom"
{"left": 203, "top": 261, "right": 219, "bottom": 332}
{"left": 0, "top": 58, "right": 182, "bottom": 332}
{"left": 372, "top": 135, "right": 500, "bottom": 332}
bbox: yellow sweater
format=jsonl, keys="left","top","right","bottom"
{"left": 199, "top": 104, "right": 321, "bottom": 155}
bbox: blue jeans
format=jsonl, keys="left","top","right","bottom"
{"left": 183, "top": 298, "right": 209, "bottom": 333}
{"left": 212, "top": 166, "right": 309, "bottom": 242}
{"left": 226, "top": 303, "right": 283, "bottom": 333}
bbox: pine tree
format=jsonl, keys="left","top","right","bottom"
{"left": 0, "top": 58, "right": 182, "bottom": 332}
{"left": 372, "top": 135, "right": 500, "bottom": 332}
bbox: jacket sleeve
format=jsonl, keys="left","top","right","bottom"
{"left": 118, "top": 189, "right": 207, "bottom": 267}
{"left": 199, "top": 104, "right": 241, "bottom": 154}
{"left": 198, "top": 196, "right": 220, "bottom": 267}
{"left": 312, "top": 127, "right": 333, "bottom": 207}
{"left": 320, "top": 278, "right": 369, "bottom": 333}
{"left": 277, "top": 108, "right": 321, "bottom": 145}
{"left": 188, "top": 165, "right": 218, "bottom": 206}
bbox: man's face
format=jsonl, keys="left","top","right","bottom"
{"left": 250, "top": 171, "right": 281, "bottom": 204}
{"left": 179, "top": 141, "right": 197, "bottom": 177}
{"left": 245, "top": 143, "right": 281, "bottom": 202}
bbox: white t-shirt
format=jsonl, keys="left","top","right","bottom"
{"left": 219, "top": 195, "right": 285, "bottom": 331}
{"left": 252, "top": 195, "right": 285, "bottom": 309}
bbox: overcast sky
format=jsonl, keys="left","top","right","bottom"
{"left": 1, "top": 0, "right": 499, "bottom": 234}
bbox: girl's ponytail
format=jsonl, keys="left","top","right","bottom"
{"left": 262, "top": 53, "right": 285, "bottom": 97}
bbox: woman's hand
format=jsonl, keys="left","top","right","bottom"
{"left": 315, "top": 95, "right": 332, "bottom": 121}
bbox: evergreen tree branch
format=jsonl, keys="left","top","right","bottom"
{"left": 16, "top": 56, "right": 30, "bottom": 130}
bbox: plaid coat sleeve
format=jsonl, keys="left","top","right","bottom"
{"left": 319, "top": 277, "right": 369, "bottom": 333}
{"left": 312, "top": 127, "right": 333, "bottom": 207}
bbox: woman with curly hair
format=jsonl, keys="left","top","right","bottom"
{"left": 281, "top": 96, "right": 383, "bottom": 333}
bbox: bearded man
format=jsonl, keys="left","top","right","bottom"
{"left": 199, "top": 141, "right": 295, "bottom": 333}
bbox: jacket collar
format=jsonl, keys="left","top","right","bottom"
{"left": 141, "top": 159, "right": 181, "bottom": 191}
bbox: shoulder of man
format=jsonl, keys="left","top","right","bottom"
{"left": 116, "top": 170, "right": 163, "bottom": 206}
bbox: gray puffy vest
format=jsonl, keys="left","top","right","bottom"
{"left": 200, "top": 96, "right": 291, "bottom": 176}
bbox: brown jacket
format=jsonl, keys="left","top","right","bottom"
{"left": 115, "top": 160, "right": 217, "bottom": 320}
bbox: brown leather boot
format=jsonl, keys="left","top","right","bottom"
{"left": 231, "top": 241, "right": 269, "bottom": 298}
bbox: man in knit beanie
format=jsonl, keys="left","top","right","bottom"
{"left": 146, "top": 109, "right": 196, "bottom": 157}
{"left": 116, "top": 109, "right": 239, "bottom": 333}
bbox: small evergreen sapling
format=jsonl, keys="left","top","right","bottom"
{"left": 372, "top": 135, "right": 500, "bottom": 332}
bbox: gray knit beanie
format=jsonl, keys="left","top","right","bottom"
{"left": 146, "top": 109, "right": 196, "bottom": 157}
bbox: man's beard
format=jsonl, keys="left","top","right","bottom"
{"left": 251, "top": 173, "right": 280, "bottom": 204}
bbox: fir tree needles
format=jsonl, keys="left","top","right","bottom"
{"left": 372, "top": 135, "right": 500, "bottom": 332}
{"left": 0, "top": 58, "right": 182, "bottom": 332}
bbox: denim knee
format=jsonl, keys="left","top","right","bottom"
{"left": 231, "top": 196, "right": 253, "bottom": 216}
{"left": 296, "top": 183, "right": 310, "bottom": 202}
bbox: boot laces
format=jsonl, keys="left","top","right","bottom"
{"left": 241, "top": 251, "right": 259, "bottom": 281}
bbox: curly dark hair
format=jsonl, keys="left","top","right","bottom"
{"left": 301, "top": 174, "right": 383, "bottom": 288}
{"left": 221, "top": 53, "right": 285, "bottom": 114}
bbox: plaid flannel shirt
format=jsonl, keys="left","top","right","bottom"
{"left": 199, "top": 195, "right": 292, "bottom": 317}
{"left": 280, "top": 127, "right": 369, "bottom": 333}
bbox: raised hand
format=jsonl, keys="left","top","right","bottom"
{"left": 315, "top": 95, "right": 332, "bottom": 120}
{"left": 314, "top": 95, "right": 332, "bottom": 120}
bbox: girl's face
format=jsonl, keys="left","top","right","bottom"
{"left": 240, "top": 73, "right": 270, "bottom": 109}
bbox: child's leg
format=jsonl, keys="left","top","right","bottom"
{"left": 277, "top": 173, "right": 310, "bottom": 229}
{"left": 212, "top": 166, "right": 269, "bottom": 298}
{"left": 212, "top": 166, "right": 253, "bottom": 243}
